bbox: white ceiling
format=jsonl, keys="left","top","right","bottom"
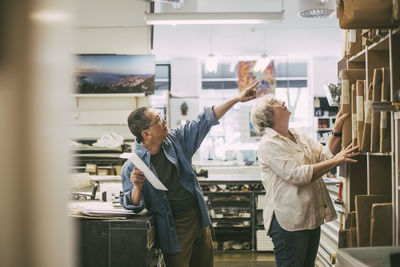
{"left": 74, "top": 0, "right": 343, "bottom": 60}
{"left": 153, "top": 0, "right": 343, "bottom": 60}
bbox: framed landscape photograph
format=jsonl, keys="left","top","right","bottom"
{"left": 74, "top": 54, "right": 155, "bottom": 95}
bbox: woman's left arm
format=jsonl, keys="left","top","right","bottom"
{"left": 328, "top": 109, "right": 349, "bottom": 155}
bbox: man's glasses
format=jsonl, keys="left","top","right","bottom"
{"left": 143, "top": 114, "right": 166, "bottom": 130}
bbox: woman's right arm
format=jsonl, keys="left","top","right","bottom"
{"left": 311, "top": 144, "right": 359, "bottom": 181}
{"left": 259, "top": 140, "right": 359, "bottom": 185}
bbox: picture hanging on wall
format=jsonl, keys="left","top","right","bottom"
{"left": 74, "top": 54, "right": 155, "bottom": 95}
{"left": 238, "top": 60, "right": 276, "bottom": 97}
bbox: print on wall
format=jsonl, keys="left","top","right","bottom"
{"left": 74, "top": 54, "right": 155, "bottom": 95}
{"left": 238, "top": 61, "right": 276, "bottom": 97}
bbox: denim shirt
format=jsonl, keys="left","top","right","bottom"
{"left": 120, "top": 107, "right": 219, "bottom": 254}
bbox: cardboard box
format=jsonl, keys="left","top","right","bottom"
{"left": 114, "top": 165, "right": 123, "bottom": 176}
{"left": 97, "top": 168, "right": 110, "bottom": 176}
{"left": 338, "top": 0, "right": 400, "bottom": 29}
{"left": 85, "top": 163, "right": 97, "bottom": 175}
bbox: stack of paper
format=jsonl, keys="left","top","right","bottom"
{"left": 69, "top": 201, "right": 136, "bottom": 217}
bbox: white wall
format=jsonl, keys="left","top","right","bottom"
{"left": 74, "top": 0, "right": 151, "bottom": 54}
{"left": 310, "top": 56, "right": 339, "bottom": 97}
{"left": 171, "top": 58, "right": 201, "bottom": 97}
{"left": 69, "top": 96, "right": 150, "bottom": 139}
{"left": 71, "top": 0, "right": 152, "bottom": 140}
{"left": 169, "top": 58, "right": 202, "bottom": 127}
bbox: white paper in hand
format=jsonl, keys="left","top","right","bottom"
{"left": 128, "top": 152, "right": 168, "bottom": 191}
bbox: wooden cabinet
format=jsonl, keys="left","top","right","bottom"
{"left": 75, "top": 215, "right": 162, "bottom": 267}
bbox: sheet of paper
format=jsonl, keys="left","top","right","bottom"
{"left": 120, "top": 152, "right": 133, "bottom": 159}
{"left": 128, "top": 152, "right": 168, "bottom": 191}
{"left": 69, "top": 202, "right": 136, "bottom": 216}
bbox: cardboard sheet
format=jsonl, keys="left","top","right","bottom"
{"left": 370, "top": 203, "right": 392, "bottom": 246}
{"left": 341, "top": 69, "right": 365, "bottom": 148}
{"left": 360, "top": 83, "right": 373, "bottom": 152}
{"left": 355, "top": 194, "right": 391, "bottom": 247}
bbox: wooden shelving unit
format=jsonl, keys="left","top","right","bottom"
{"left": 316, "top": 28, "right": 400, "bottom": 267}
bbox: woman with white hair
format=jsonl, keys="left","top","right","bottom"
{"left": 251, "top": 94, "right": 359, "bottom": 267}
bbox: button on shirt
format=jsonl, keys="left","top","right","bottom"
{"left": 120, "top": 107, "right": 219, "bottom": 254}
{"left": 258, "top": 128, "right": 337, "bottom": 233}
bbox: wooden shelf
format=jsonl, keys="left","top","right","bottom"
{"left": 348, "top": 49, "right": 366, "bottom": 63}
{"left": 362, "top": 152, "right": 392, "bottom": 156}
{"left": 368, "top": 34, "right": 390, "bottom": 51}
{"left": 337, "top": 28, "right": 399, "bottom": 249}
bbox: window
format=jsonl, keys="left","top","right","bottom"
{"left": 197, "top": 58, "right": 310, "bottom": 162}
{"left": 151, "top": 64, "right": 171, "bottom": 121}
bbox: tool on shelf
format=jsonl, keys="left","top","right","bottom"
{"left": 91, "top": 181, "right": 100, "bottom": 200}
{"left": 372, "top": 101, "right": 400, "bottom": 111}
{"left": 335, "top": 181, "right": 343, "bottom": 205}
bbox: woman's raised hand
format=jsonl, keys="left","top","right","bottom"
{"left": 333, "top": 144, "right": 360, "bottom": 165}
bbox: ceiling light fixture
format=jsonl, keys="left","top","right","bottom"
{"left": 253, "top": 53, "right": 271, "bottom": 72}
{"left": 205, "top": 55, "right": 218, "bottom": 73}
{"left": 298, "top": 0, "right": 336, "bottom": 18}
{"left": 205, "top": 30, "right": 218, "bottom": 73}
{"left": 253, "top": 30, "right": 271, "bottom": 73}
{"left": 145, "top": 12, "right": 284, "bottom": 25}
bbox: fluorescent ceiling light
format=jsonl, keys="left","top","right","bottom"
{"left": 145, "top": 12, "right": 284, "bottom": 25}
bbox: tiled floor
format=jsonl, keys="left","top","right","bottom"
{"left": 214, "top": 251, "right": 276, "bottom": 267}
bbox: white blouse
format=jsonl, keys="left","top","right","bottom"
{"left": 258, "top": 127, "right": 337, "bottom": 233}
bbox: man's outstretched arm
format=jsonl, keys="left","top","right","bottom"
{"left": 213, "top": 80, "right": 259, "bottom": 120}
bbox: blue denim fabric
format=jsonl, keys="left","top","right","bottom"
{"left": 120, "top": 107, "right": 219, "bottom": 254}
{"left": 268, "top": 214, "right": 321, "bottom": 267}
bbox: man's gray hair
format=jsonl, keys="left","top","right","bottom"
{"left": 250, "top": 94, "right": 275, "bottom": 134}
{"left": 127, "top": 107, "right": 151, "bottom": 143}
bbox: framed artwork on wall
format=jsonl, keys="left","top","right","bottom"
{"left": 74, "top": 54, "right": 155, "bottom": 95}
{"left": 238, "top": 60, "right": 276, "bottom": 97}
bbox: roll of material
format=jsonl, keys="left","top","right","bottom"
{"left": 341, "top": 69, "right": 365, "bottom": 148}
{"left": 380, "top": 68, "right": 391, "bottom": 152}
{"left": 338, "top": 0, "right": 400, "bottom": 29}
{"left": 351, "top": 84, "right": 358, "bottom": 147}
{"left": 356, "top": 80, "right": 365, "bottom": 148}
{"left": 360, "top": 83, "right": 373, "bottom": 152}
{"left": 371, "top": 69, "right": 382, "bottom": 152}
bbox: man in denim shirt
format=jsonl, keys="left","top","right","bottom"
{"left": 120, "top": 81, "right": 259, "bottom": 267}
